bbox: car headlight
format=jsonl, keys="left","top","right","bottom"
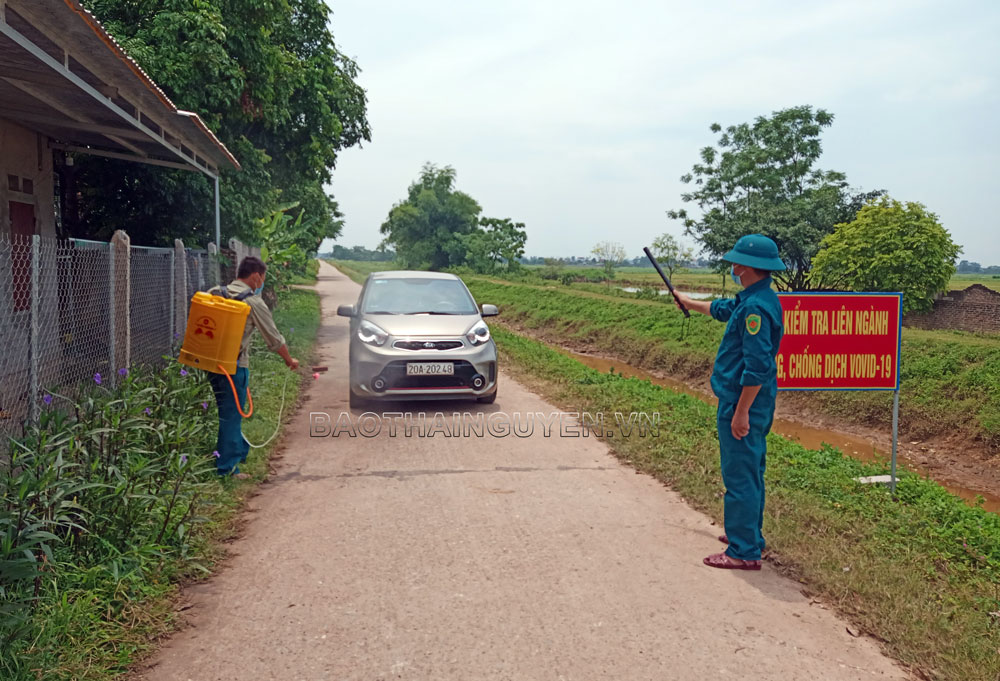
{"left": 466, "top": 320, "right": 491, "bottom": 346}
{"left": 358, "top": 319, "right": 389, "bottom": 346}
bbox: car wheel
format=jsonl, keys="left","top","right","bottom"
{"left": 476, "top": 389, "right": 497, "bottom": 404}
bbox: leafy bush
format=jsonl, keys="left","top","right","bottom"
{"left": 1, "top": 364, "right": 216, "bottom": 658}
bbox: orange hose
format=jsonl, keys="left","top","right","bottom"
{"left": 217, "top": 364, "right": 253, "bottom": 418}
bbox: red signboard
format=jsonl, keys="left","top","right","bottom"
{"left": 776, "top": 293, "right": 902, "bottom": 391}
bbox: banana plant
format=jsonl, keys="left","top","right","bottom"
{"left": 254, "top": 203, "right": 313, "bottom": 292}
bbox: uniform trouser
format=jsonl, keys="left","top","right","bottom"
{"left": 716, "top": 391, "right": 776, "bottom": 561}
{"left": 209, "top": 367, "right": 250, "bottom": 476}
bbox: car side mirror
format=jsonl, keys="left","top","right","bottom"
{"left": 337, "top": 304, "right": 356, "bottom": 317}
{"left": 481, "top": 304, "right": 499, "bottom": 317}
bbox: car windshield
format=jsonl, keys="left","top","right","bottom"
{"left": 362, "top": 277, "right": 479, "bottom": 315}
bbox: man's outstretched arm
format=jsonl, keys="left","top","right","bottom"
{"left": 248, "top": 299, "right": 298, "bottom": 371}
{"left": 673, "top": 292, "right": 712, "bottom": 316}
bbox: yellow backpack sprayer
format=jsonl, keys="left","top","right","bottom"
{"left": 177, "top": 285, "right": 301, "bottom": 451}
{"left": 178, "top": 288, "right": 256, "bottom": 418}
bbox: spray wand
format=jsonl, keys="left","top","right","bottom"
{"left": 217, "top": 363, "right": 299, "bottom": 449}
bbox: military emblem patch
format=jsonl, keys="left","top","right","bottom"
{"left": 746, "top": 313, "right": 762, "bottom": 335}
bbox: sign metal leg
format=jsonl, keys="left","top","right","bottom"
{"left": 890, "top": 389, "right": 899, "bottom": 494}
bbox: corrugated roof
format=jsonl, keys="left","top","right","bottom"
{"left": 0, "top": 0, "right": 240, "bottom": 172}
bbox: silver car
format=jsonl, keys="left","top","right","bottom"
{"left": 337, "top": 271, "right": 499, "bottom": 408}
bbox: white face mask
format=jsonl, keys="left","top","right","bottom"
{"left": 730, "top": 265, "right": 742, "bottom": 287}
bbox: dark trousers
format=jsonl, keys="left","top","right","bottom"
{"left": 716, "top": 393, "right": 775, "bottom": 561}
{"left": 209, "top": 367, "right": 250, "bottom": 475}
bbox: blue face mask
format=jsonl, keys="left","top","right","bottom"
{"left": 730, "top": 265, "right": 742, "bottom": 287}
{"left": 253, "top": 284, "right": 264, "bottom": 296}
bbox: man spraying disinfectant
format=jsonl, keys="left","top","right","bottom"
{"left": 204, "top": 256, "right": 299, "bottom": 478}
{"left": 673, "top": 235, "right": 785, "bottom": 570}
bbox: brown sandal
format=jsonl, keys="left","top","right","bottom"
{"left": 703, "top": 551, "right": 761, "bottom": 571}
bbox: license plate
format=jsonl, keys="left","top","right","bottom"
{"left": 406, "top": 362, "right": 454, "bottom": 376}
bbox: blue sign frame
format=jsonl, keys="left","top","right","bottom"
{"left": 775, "top": 291, "right": 903, "bottom": 393}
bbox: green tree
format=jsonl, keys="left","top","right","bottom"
{"left": 460, "top": 218, "right": 528, "bottom": 274}
{"left": 327, "top": 244, "right": 395, "bottom": 262}
{"left": 591, "top": 241, "right": 626, "bottom": 284}
{"left": 667, "top": 105, "right": 882, "bottom": 290}
{"left": 69, "top": 0, "right": 370, "bottom": 250}
{"left": 650, "top": 233, "right": 694, "bottom": 280}
{"left": 379, "top": 164, "right": 482, "bottom": 269}
{"left": 810, "top": 197, "right": 961, "bottom": 313}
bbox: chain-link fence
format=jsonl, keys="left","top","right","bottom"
{"left": 130, "top": 245, "right": 175, "bottom": 366}
{"left": 0, "top": 231, "right": 256, "bottom": 442}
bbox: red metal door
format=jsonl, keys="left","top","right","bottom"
{"left": 9, "top": 201, "right": 35, "bottom": 311}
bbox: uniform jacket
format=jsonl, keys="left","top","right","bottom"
{"left": 708, "top": 276, "right": 784, "bottom": 402}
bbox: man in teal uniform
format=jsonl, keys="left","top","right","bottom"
{"left": 674, "top": 235, "right": 785, "bottom": 570}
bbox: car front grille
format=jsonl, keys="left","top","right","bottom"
{"left": 392, "top": 339, "right": 464, "bottom": 351}
{"left": 375, "top": 360, "right": 479, "bottom": 390}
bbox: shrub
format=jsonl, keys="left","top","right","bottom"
{"left": 0, "top": 363, "right": 216, "bottom": 638}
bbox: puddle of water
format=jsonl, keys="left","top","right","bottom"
{"left": 617, "top": 287, "right": 715, "bottom": 299}
{"left": 564, "top": 349, "right": 1000, "bottom": 514}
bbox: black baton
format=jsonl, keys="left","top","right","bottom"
{"left": 643, "top": 246, "right": 690, "bottom": 318}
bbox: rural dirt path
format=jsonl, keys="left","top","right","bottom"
{"left": 137, "top": 262, "right": 909, "bottom": 681}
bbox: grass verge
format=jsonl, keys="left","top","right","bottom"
{"left": 460, "top": 277, "right": 1000, "bottom": 452}
{"left": 491, "top": 325, "right": 1000, "bottom": 681}
{"left": 0, "top": 286, "right": 320, "bottom": 680}
{"left": 328, "top": 258, "right": 387, "bottom": 284}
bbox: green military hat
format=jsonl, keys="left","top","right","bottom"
{"left": 722, "top": 234, "right": 786, "bottom": 271}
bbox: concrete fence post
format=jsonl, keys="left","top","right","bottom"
{"left": 229, "top": 237, "right": 244, "bottom": 273}
{"left": 208, "top": 242, "right": 219, "bottom": 289}
{"left": 174, "top": 239, "right": 188, "bottom": 339}
{"left": 110, "top": 230, "right": 131, "bottom": 379}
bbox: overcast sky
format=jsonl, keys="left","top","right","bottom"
{"left": 321, "top": 0, "right": 999, "bottom": 264}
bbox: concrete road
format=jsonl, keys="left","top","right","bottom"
{"left": 137, "top": 261, "right": 908, "bottom": 681}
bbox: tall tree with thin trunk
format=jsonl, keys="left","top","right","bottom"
{"left": 667, "top": 105, "right": 882, "bottom": 290}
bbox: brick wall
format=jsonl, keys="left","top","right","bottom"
{"left": 904, "top": 284, "right": 1000, "bottom": 333}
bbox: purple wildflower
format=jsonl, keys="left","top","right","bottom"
{"left": 144, "top": 407, "right": 152, "bottom": 415}
{"left": 94, "top": 372, "right": 102, "bottom": 385}
{"left": 174, "top": 332, "right": 180, "bottom": 339}
{"left": 180, "top": 369, "right": 189, "bottom": 377}
{"left": 212, "top": 450, "right": 220, "bottom": 458}
{"left": 43, "top": 393, "right": 53, "bottom": 405}
{"left": 290, "top": 327, "right": 294, "bottom": 332}
{"left": 118, "top": 367, "right": 128, "bottom": 377}
{"left": 180, "top": 454, "right": 188, "bottom": 465}
{"left": 201, "top": 401, "right": 208, "bottom": 410}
